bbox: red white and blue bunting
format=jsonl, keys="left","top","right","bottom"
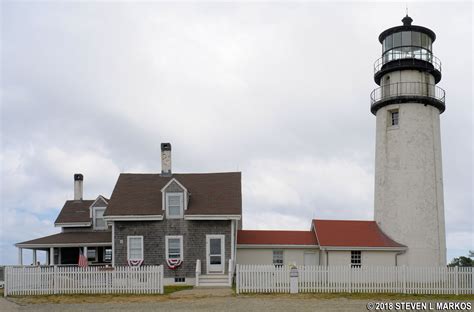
{"left": 166, "top": 258, "right": 183, "bottom": 270}
{"left": 128, "top": 259, "right": 143, "bottom": 267}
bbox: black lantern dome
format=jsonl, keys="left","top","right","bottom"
{"left": 374, "top": 15, "right": 441, "bottom": 85}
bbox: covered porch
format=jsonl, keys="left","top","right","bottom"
{"left": 16, "top": 231, "right": 112, "bottom": 266}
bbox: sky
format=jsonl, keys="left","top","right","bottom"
{"left": 0, "top": 1, "right": 472, "bottom": 265}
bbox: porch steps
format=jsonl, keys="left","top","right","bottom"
{"left": 197, "top": 274, "right": 230, "bottom": 287}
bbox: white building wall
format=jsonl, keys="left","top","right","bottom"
{"left": 237, "top": 248, "right": 319, "bottom": 266}
{"left": 374, "top": 69, "right": 446, "bottom": 266}
{"left": 361, "top": 251, "right": 397, "bottom": 266}
{"left": 327, "top": 251, "right": 351, "bottom": 266}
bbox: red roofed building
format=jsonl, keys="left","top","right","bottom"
{"left": 236, "top": 220, "right": 405, "bottom": 267}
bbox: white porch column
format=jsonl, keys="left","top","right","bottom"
{"left": 84, "top": 246, "right": 88, "bottom": 263}
{"left": 18, "top": 247, "right": 23, "bottom": 265}
{"left": 33, "top": 249, "right": 37, "bottom": 265}
{"left": 49, "top": 247, "right": 55, "bottom": 265}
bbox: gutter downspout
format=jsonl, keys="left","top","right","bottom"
{"left": 395, "top": 250, "right": 406, "bottom": 266}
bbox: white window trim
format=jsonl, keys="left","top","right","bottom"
{"left": 127, "top": 236, "right": 144, "bottom": 261}
{"left": 272, "top": 250, "right": 284, "bottom": 266}
{"left": 165, "top": 235, "right": 183, "bottom": 261}
{"left": 161, "top": 178, "right": 188, "bottom": 211}
{"left": 165, "top": 193, "right": 184, "bottom": 219}
{"left": 93, "top": 207, "right": 107, "bottom": 230}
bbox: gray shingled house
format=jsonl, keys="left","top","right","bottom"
{"left": 16, "top": 143, "right": 242, "bottom": 286}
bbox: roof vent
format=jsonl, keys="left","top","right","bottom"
{"left": 402, "top": 15, "right": 413, "bottom": 26}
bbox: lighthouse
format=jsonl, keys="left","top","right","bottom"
{"left": 371, "top": 15, "right": 446, "bottom": 266}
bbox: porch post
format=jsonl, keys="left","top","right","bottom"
{"left": 84, "top": 246, "right": 88, "bottom": 264}
{"left": 32, "top": 249, "right": 37, "bottom": 265}
{"left": 18, "top": 247, "right": 23, "bottom": 265}
{"left": 49, "top": 247, "right": 55, "bottom": 265}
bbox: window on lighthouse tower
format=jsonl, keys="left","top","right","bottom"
{"left": 391, "top": 110, "right": 399, "bottom": 126}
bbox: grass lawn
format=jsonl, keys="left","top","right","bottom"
{"left": 6, "top": 285, "right": 193, "bottom": 305}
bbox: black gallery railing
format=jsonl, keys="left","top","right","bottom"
{"left": 374, "top": 51, "right": 442, "bottom": 74}
{"left": 370, "top": 82, "right": 446, "bottom": 107}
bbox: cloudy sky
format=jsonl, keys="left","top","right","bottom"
{"left": 1, "top": 1, "right": 472, "bottom": 265}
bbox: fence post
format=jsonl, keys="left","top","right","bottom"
{"left": 471, "top": 268, "right": 474, "bottom": 295}
{"left": 402, "top": 265, "right": 407, "bottom": 294}
{"left": 349, "top": 267, "right": 352, "bottom": 293}
{"left": 160, "top": 265, "right": 164, "bottom": 294}
{"left": 454, "top": 266, "right": 459, "bottom": 295}
{"left": 3, "top": 267, "right": 7, "bottom": 297}
{"left": 53, "top": 265, "right": 57, "bottom": 295}
{"left": 235, "top": 264, "right": 240, "bottom": 294}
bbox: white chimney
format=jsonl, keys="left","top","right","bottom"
{"left": 74, "top": 173, "right": 83, "bottom": 200}
{"left": 161, "top": 143, "right": 172, "bottom": 176}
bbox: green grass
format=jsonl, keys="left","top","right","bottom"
{"left": 163, "top": 285, "right": 194, "bottom": 295}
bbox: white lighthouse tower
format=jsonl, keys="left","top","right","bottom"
{"left": 371, "top": 15, "right": 447, "bottom": 266}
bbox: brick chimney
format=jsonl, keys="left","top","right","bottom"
{"left": 161, "top": 143, "right": 172, "bottom": 176}
{"left": 74, "top": 173, "right": 83, "bottom": 200}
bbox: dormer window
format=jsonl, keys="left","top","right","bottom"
{"left": 166, "top": 193, "right": 183, "bottom": 218}
{"left": 93, "top": 207, "right": 107, "bottom": 230}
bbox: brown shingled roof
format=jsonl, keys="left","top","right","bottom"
{"left": 16, "top": 231, "right": 111, "bottom": 247}
{"left": 237, "top": 230, "right": 318, "bottom": 245}
{"left": 54, "top": 200, "right": 94, "bottom": 224}
{"left": 105, "top": 172, "right": 241, "bottom": 216}
{"left": 312, "top": 219, "right": 406, "bottom": 248}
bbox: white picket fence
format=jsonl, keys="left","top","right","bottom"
{"left": 237, "top": 265, "right": 291, "bottom": 293}
{"left": 4, "top": 265, "right": 164, "bottom": 296}
{"left": 236, "top": 265, "right": 474, "bottom": 295}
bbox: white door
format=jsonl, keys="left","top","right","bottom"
{"left": 304, "top": 252, "right": 317, "bottom": 266}
{"left": 206, "top": 235, "right": 225, "bottom": 274}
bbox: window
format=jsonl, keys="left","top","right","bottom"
{"left": 401, "top": 31, "right": 411, "bottom": 46}
{"left": 94, "top": 207, "right": 107, "bottom": 230}
{"left": 87, "top": 248, "right": 97, "bottom": 261}
{"left": 273, "top": 250, "right": 284, "bottom": 266}
{"left": 351, "top": 251, "right": 361, "bottom": 268}
{"left": 166, "top": 193, "right": 183, "bottom": 218}
{"left": 104, "top": 248, "right": 112, "bottom": 262}
{"left": 412, "top": 31, "right": 421, "bottom": 47}
{"left": 385, "top": 34, "right": 393, "bottom": 51}
{"left": 391, "top": 110, "right": 399, "bottom": 126}
{"left": 127, "top": 236, "right": 144, "bottom": 261}
{"left": 166, "top": 236, "right": 183, "bottom": 260}
{"left": 174, "top": 277, "right": 185, "bottom": 283}
{"left": 392, "top": 32, "right": 402, "bottom": 48}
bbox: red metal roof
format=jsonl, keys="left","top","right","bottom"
{"left": 312, "top": 219, "right": 405, "bottom": 248}
{"left": 237, "top": 230, "right": 318, "bottom": 245}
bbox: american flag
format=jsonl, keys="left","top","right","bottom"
{"left": 78, "top": 248, "right": 88, "bottom": 267}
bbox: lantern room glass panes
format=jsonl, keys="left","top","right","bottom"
{"left": 392, "top": 32, "right": 402, "bottom": 48}
{"left": 401, "top": 31, "right": 411, "bottom": 46}
{"left": 383, "top": 31, "right": 432, "bottom": 54}
{"left": 381, "top": 31, "right": 434, "bottom": 66}
{"left": 412, "top": 31, "right": 421, "bottom": 47}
